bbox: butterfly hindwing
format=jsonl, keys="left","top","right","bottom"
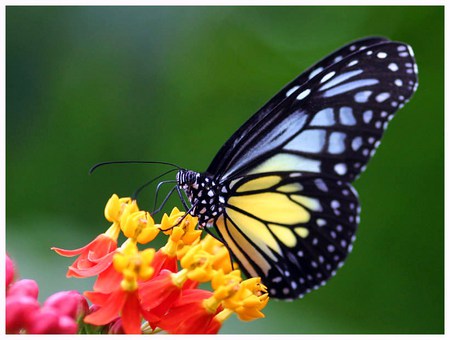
{"left": 208, "top": 40, "right": 418, "bottom": 183}
{"left": 213, "top": 172, "right": 359, "bottom": 299}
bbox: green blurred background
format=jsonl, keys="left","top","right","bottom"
{"left": 6, "top": 6, "right": 443, "bottom": 334}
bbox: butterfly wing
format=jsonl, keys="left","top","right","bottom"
{"left": 207, "top": 39, "right": 418, "bottom": 182}
{"left": 206, "top": 38, "right": 418, "bottom": 299}
{"left": 207, "top": 37, "right": 391, "bottom": 179}
{"left": 215, "top": 172, "right": 359, "bottom": 298}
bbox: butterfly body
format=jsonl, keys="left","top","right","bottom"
{"left": 177, "top": 169, "right": 226, "bottom": 227}
{"left": 176, "top": 37, "right": 418, "bottom": 299}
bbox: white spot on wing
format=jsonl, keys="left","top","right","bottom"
{"left": 310, "top": 108, "right": 335, "bottom": 126}
{"left": 328, "top": 132, "right": 346, "bottom": 154}
{"left": 363, "top": 110, "right": 373, "bottom": 123}
{"left": 339, "top": 107, "right": 356, "bottom": 126}
{"left": 297, "top": 89, "right": 311, "bottom": 100}
{"left": 319, "top": 70, "right": 363, "bottom": 91}
{"left": 377, "top": 51, "right": 387, "bottom": 59}
{"left": 285, "top": 129, "right": 326, "bottom": 153}
{"left": 354, "top": 90, "right": 372, "bottom": 103}
{"left": 352, "top": 136, "right": 362, "bottom": 151}
{"left": 376, "top": 92, "right": 390, "bottom": 103}
{"left": 388, "top": 63, "right": 399, "bottom": 72}
{"left": 320, "top": 71, "right": 336, "bottom": 84}
{"left": 395, "top": 79, "right": 403, "bottom": 87}
{"left": 308, "top": 66, "right": 324, "bottom": 79}
{"left": 314, "top": 178, "right": 328, "bottom": 192}
{"left": 286, "top": 85, "right": 300, "bottom": 97}
{"left": 323, "top": 79, "right": 379, "bottom": 97}
{"left": 334, "top": 163, "right": 347, "bottom": 176}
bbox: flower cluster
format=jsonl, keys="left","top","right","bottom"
{"left": 6, "top": 254, "right": 88, "bottom": 334}
{"left": 52, "top": 194, "right": 269, "bottom": 334}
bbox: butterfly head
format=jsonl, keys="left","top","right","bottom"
{"left": 176, "top": 169, "right": 226, "bottom": 228}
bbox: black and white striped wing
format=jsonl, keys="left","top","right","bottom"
{"left": 208, "top": 40, "right": 418, "bottom": 182}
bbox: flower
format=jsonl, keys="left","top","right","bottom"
{"left": 5, "top": 255, "right": 87, "bottom": 334}
{"left": 155, "top": 289, "right": 222, "bottom": 334}
{"left": 6, "top": 253, "right": 15, "bottom": 288}
{"left": 52, "top": 231, "right": 118, "bottom": 278}
{"left": 83, "top": 241, "right": 156, "bottom": 334}
{"left": 122, "top": 210, "right": 159, "bottom": 244}
{"left": 53, "top": 194, "right": 270, "bottom": 334}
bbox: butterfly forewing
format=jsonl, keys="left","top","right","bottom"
{"left": 209, "top": 41, "right": 418, "bottom": 182}
{"left": 207, "top": 37, "right": 391, "bottom": 179}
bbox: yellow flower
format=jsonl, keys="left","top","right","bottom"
{"left": 122, "top": 211, "right": 159, "bottom": 244}
{"left": 104, "top": 194, "right": 137, "bottom": 224}
{"left": 201, "top": 235, "right": 233, "bottom": 273}
{"left": 210, "top": 269, "right": 242, "bottom": 301}
{"left": 113, "top": 240, "right": 155, "bottom": 291}
{"left": 222, "top": 277, "right": 269, "bottom": 321}
{"left": 180, "top": 244, "right": 215, "bottom": 282}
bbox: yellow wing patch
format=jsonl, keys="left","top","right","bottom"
{"left": 236, "top": 175, "right": 281, "bottom": 193}
{"left": 247, "top": 153, "right": 321, "bottom": 175}
{"left": 294, "top": 226, "right": 309, "bottom": 238}
{"left": 269, "top": 224, "right": 297, "bottom": 247}
{"left": 291, "top": 194, "right": 322, "bottom": 212}
{"left": 215, "top": 215, "right": 273, "bottom": 277}
{"left": 228, "top": 192, "right": 311, "bottom": 225}
{"left": 277, "top": 183, "right": 303, "bottom": 193}
{"left": 226, "top": 207, "right": 280, "bottom": 260}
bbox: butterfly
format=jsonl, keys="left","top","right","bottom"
{"left": 175, "top": 36, "right": 418, "bottom": 299}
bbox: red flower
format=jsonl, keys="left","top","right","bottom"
{"left": 156, "top": 289, "right": 222, "bottom": 334}
{"left": 151, "top": 249, "right": 178, "bottom": 275}
{"left": 139, "top": 270, "right": 182, "bottom": 327}
{"left": 84, "top": 289, "right": 142, "bottom": 334}
{"left": 52, "top": 233, "right": 117, "bottom": 278}
{"left": 92, "top": 262, "right": 122, "bottom": 293}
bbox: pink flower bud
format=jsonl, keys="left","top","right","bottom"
{"left": 6, "top": 254, "right": 15, "bottom": 288}
{"left": 6, "top": 295, "right": 40, "bottom": 333}
{"left": 56, "top": 315, "right": 78, "bottom": 334}
{"left": 107, "top": 317, "right": 125, "bottom": 334}
{"left": 26, "top": 308, "right": 61, "bottom": 334}
{"left": 7, "top": 279, "right": 39, "bottom": 299}
{"left": 44, "top": 290, "right": 88, "bottom": 319}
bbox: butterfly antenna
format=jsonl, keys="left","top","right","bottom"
{"left": 132, "top": 169, "right": 178, "bottom": 200}
{"left": 151, "top": 185, "right": 178, "bottom": 216}
{"left": 152, "top": 179, "right": 178, "bottom": 212}
{"left": 89, "top": 160, "right": 182, "bottom": 174}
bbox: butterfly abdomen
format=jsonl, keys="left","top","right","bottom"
{"left": 177, "top": 169, "right": 227, "bottom": 227}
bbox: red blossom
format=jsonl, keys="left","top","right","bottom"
{"left": 84, "top": 289, "right": 143, "bottom": 334}
{"left": 52, "top": 233, "right": 117, "bottom": 278}
{"left": 156, "top": 289, "right": 222, "bottom": 334}
{"left": 139, "top": 270, "right": 182, "bottom": 326}
{"left": 151, "top": 249, "right": 178, "bottom": 275}
{"left": 93, "top": 262, "right": 122, "bottom": 293}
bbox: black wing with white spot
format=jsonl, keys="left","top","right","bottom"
{"left": 207, "top": 37, "right": 391, "bottom": 179}
{"left": 213, "top": 172, "right": 359, "bottom": 299}
{"left": 207, "top": 39, "right": 418, "bottom": 182}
